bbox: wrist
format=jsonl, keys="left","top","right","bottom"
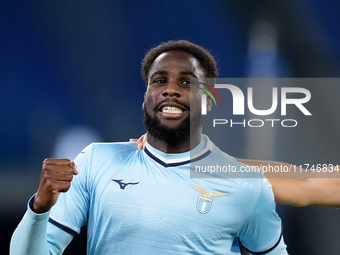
{"left": 30, "top": 195, "right": 51, "bottom": 214}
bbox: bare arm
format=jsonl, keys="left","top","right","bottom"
{"left": 237, "top": 158, "right": 340, "bottom": 208}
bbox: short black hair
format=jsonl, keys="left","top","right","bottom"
{"left": 141, "top": 40, "right": 218, "bottom": 86}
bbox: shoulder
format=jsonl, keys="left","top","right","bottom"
{"left": 81, "top": 141, "right": 138, "bottom": 156}
{"left": 75, "top": 142, "right": 139, "bottom": 167}
{"left": 201, "top": 137, "right": 266, "bottom": 195}
{"left": 209, "top": 142, "right": 264, "bottom": 180}
{"left": 73, "top": 142, "right": 140, "bottom": 183}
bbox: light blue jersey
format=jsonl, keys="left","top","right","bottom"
{"left": 11, "top": 135, "right": 287, "bottom": 254}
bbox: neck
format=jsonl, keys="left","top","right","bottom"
{"left": 146, "top": 131, "right": 201, "bottom": 154}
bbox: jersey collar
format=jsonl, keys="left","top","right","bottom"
{"left": 143, "top": 135, "right": 213, "bottom": 168}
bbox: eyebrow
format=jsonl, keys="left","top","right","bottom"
{"left": 180, "top": 71, "right": 198, "bottom": 78}
{"left": 149, "top": 70, "right": 168, "bottom": 80}
{"left": 149, "top": 70, "right": 198, "bottom": 81}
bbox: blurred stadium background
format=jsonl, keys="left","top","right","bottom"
{"left": 2, "top": 0, "right": 340, "bottom": 254}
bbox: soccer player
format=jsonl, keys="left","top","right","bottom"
{"left": 10, "top": 40, "right": 288, "bottom": 254}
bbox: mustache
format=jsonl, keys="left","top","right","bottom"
{"left": 153, "top": 99, "right": 190, "bottom": 111}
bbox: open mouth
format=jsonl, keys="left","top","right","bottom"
{"left": 160, "top": 106, "right": 184, "bottom": 114}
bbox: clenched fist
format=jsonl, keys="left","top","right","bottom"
{"left": 32, "top": 158, "right": 78, "bottom": 214}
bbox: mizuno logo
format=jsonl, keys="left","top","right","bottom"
{"left": 112, "top": 179, "right": 139, "bottom": 190}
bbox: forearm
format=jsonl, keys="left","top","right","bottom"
{"left": 301, "top": 178, "right": 340, "bottom": 207}
{"left": 10, "top": 199, "right": 51, "bottom": 255}
{"left": 266, "top": 178, "right": 308, "bottom": 207}
{"left": 237, "top": 158, "right": 340, "bottom": 208}
{"left": 269, "top": 177, "right": 340, "bottom": 207}
{"left": 10, "top": 196, "right": 73, "bottom": 255}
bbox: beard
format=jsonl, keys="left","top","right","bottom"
{"left": 143, "top": 109, "right": 204, "bottom": 146}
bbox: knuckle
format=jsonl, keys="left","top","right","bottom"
{"left": 42, "top": 158, "right": 71, "bottom": 167}
{"left": 41, "top": 170, "right": 49, "bottom": 179}
{"left": 44, "top": 179, "right": 53, "bottom": 189}
{"left": 41, "top": 169, "right": 52, "bottom": 180}
{"left": 43, "top": 158, "right": 50, "bottom": 164}
{"left": 62, "top": 158, "right": 71, "bottom": 164}
{"left": 42, "top": 159, "right": 50, "bottom": 169}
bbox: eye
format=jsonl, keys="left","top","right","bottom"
{"left": 180, "top": 79, "right": 192, "bottom": 88}
{"left": 153, "top": 79, "right": 167, "bottom": 85}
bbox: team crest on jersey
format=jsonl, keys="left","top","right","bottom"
{"left": 190, "top": 184, "right": 227, "bottom": 214}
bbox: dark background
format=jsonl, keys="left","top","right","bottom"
{"left": 2, "top": 0, "right": 340, "bottom": 254}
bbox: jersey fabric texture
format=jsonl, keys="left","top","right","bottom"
{"left": 10, "top": 135, "right": 287, "bottom": 255}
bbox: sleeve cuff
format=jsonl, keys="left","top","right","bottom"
{"left": 26, "top": 194, "right": 51, "bottom": 220}
{"left": 241, "top": 227, "right": 283, "bottom": 254}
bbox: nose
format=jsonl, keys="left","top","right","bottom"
{"left": 162, "top": 81, "right": 182, "bottom": 98}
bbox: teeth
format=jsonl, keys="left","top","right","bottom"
{"left": 162, "top": 106, "right": 183, "bottom": 114}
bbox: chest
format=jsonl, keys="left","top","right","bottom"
{"left": 88, "top": 161, "right": 259, "bottom": 238}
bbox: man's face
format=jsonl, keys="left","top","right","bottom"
{"left": 143, "top": 50, "right": 205, "bottom": 144}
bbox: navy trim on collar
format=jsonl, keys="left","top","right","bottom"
{"left": 143, "top": 146, "right": 212, "bottom": 168}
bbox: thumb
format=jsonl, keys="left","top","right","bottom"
{"left": 71, "top": 162, "right": 78, "bottom": 175}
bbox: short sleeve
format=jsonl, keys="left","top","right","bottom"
{"left": 238, "top": 178, "right": 288, "bottom": 254}
{"left": 49, "top": 143, "right": 94, "bottom": 235}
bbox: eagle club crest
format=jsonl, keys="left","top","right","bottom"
{"left": 189, "top": 184, "right": 227, "bottom": 214}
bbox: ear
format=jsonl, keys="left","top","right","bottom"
{"left": 206, "top": 96, "right": 212, "bottom": 112}
{"left": 142, "top": 92, "right": 147, "bottom": 110}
